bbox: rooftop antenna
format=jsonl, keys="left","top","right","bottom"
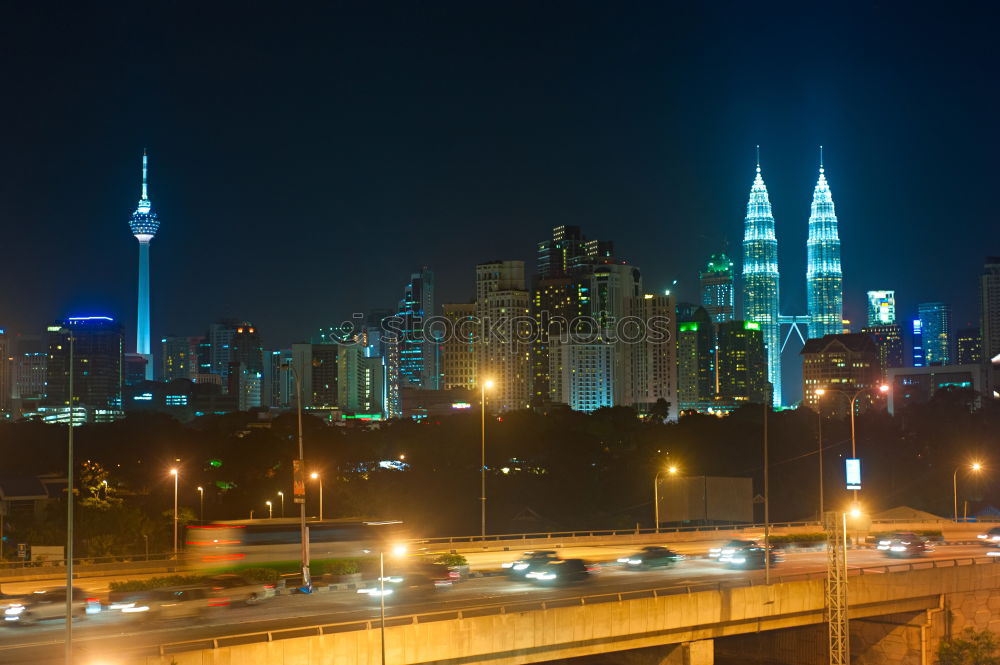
{"left": 819, "top": 145, "right": 824, "bottom": 173}
{"left": 756, "top": 144, "right": 760, "bottom": 170}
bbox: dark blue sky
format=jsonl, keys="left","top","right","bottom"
{"left": 1, "top": 2, "right": 996, "bottom": 382}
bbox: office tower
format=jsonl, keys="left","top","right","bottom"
{"left": 918, "top": 302, "right": 952, "bottom": 366}
{"left": 862, "top": 324, "right": 904, "bottom": 380}
{"left": 741, "top": 156, "right": 781, "bottom": 407}
{"left": 363, "top": 309, "right": 400, "bottom": 418}
{"left": 230, "top": 323, "right": 264, "bottom": 375}
{"left": 531, "top": 277, "right": 589, "bottom": 403}
{"left": 699, "top": 254, "right": 735, "bottom": 324}
{"left": 162, "top": 336, "right": 201, "bottom": 381}
{"left": 397, "top": 267, "right": 437, "bottom": 390}
{"left": 290, "top": 342, "right": 339, "bottom": 409}
{"left": 123, "top": 353, "right": 148, "bottom": 386}
{"left": 867, "top": 290, "right": 896, "bottom": 326}
{"left": 45, "top": 316, "right": 125, "bottom": 412}
{"left": 549, "top": 342, "right": 614, "bottom": 412}
{"left": 537, "top": 225, "right": 584, "bottom": 278}
{"left": 676, "top": 305, "right": 715, "bottom": 410}
{"left": 982, "top": 257, "right": 1000, "bottom": 393}
{"left": 957, "top": 328, "right": 983, "bottom": 366}
{"left": 208, "top": 319, "right": 240, "bottom": 381}
{"left": 476, "top": 260, "right": 531, "bottom": 411}
{"left": 128, "top": 151, "right": 160, "bottom": 380}
{"left": 12, "top": 335, "right": 47, "bottom": 402}
{"left": 228, "top": 362, "right": 262, "bottom": 411}
{"left": 262, "top": 349, "right": 292, "bottom": 408}
{"left": 912, "top": 318, "right": 925, "bottom": 367}
{"left": 441, "top": 303, "right": 477, "bottom": 391}
{"left": 625, "top": 293, "right": 678, "bottom": 420}
{"left": 0, "top": 329, "right": 9, "bottom": 415}
{"left": 716, "top": 320, "right": 770, "bottom": 405}
{"left": 806, "top": 153, "right": 843, "bottom": 340}
{"left": 801, "top": 333, "right": 880, "bottom": 413}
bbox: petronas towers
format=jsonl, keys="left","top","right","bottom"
{"left": 741, "top": 148, "right": 843, "bottom": 407}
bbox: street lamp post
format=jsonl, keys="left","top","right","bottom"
{"left": 814, "top": 384, "right": 889, "bottom": 502}
{"left": 310, "top": 472, "right": 323, "bottom": 521}
{"left": 278, "top": 491, "right": 285, "bottom": 518}
{"left": 64, "top": 330, "right": 75, "bottom": 665}
{"left": 375, "top": 543, "right": 408, "bottom": 665}
{"left": 816, "top": 402, "right": 824, "bottom": 519}
{"left": 169, "top": 469, "right": 178, "bottom": 556}
{"left": 266, "top": 500, "right": 273, "bottom": 519}
{"left": 953, "top": 463, "right": 983, "bottom": 522}
{"left": 283, "top": 360, "right": 311, "bottom": 590}
{"left": 197, "top": 486, "right": 204, "bottom": 523}
{"left": 480, "top": 379, "right": 494, "bottom": 539}
{"left": 653, "top": 466, "right": 678, "bottom": 533}
{"left": 763, "top": 399, "right": 770, "bottom": 585}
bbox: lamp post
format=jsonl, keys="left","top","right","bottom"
{"left": 310, "top": 472, "right": 323, "bottom": 521}
{"left": 64, "top": 329, "right": 75, "bottom": 665}
{"left": 480, "top": 378, "right": 494, "bottom": 539}
{"left": 813, "top": 394, "right": 825, "bottom": 520}
{"left": 282, "top": 360, "right": 311, "bottom": 590}
{"left": 169, "top": 469, "right": 178, "bottom": 556}
{"left": 953, "top": 463, "right": 983, "bottom": 522}
{"left": 277, "top": 491, "right": 285, "bottom": 518}
{"left": 763, "top": 399, "right": 770, "bottom": 585}
{"left": 814, "top": 384, "right": 889, "bottom": 501}
{"left": 375, "top": 543, "right": 408, "bottom": 665}
{"left": 196, "top": 486, "right": 204, "bottom": 523}
{"left": 266, "top": 500, "right": 273, "bottom": 519}
{"left": 653, "top": 466, "right": 679, "bottom": 533}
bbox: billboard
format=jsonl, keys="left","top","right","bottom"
{"left": 657, "top": 476, "right": 753, "bottom": 524}
{"left": 845, "top": 458, "right": 861, "bottom": 491}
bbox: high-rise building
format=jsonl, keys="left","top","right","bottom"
{"left": 716, "top": 320, "right": 770, "bottom": 405}
{"left": 676, "top": 305, "right": 715, "bottom": 410}
{"left": 549, "top": 342, "right": 614, "bottom": 412}
{"left": 531, "top": 277, "right": 590, "bottom": 404}
{"left": 291, "top": 342, "right": 339, "bottom": 409}
{"left": 440, "top": 303, "right": 477, "bottom": 391}
{"left": 476, "top": 260, "right": 531, "bottom": 411}
{"left": 123, "top": 353, "right": 148, "bottom": 386}
{"left": 862, "top": 324, "right": 904, "bottom": 380}
{"left": 957, "top": 327, "right": 983, "bottom": 366}
{"left": 624, "top": 293, "right": 678, "bottom": 420}
{"left": 262, "top": 349, "right": 292, "bottom": 408}
{"left": 806, "top": 153, "right": 843, "bottom": 340}
{"left": 208, "top": 319, "right": 240, "bottom": 382}
{"left": 699, "top": 254, "right": 735, "bottom": 324}
{"left": 363, "top": 309, "right": 400, "bottom": 419}
{"left": 918, "top": 302, "right": 952, "bottom": 366}
{"left": 741, "top": 157, "right": 781, "bottom": 407}
{"left": 867, "top": 290, "right": 896, "bottom": 326}
{"left": 128, "top": 151, "right": 160, "bottom": 380}
{"left": 0, "top": 329, "right": 10, "bottom": 416}
{"left": 161, "top": 336, "right": 201, "bottom": 381}
{"left": 230, "top": 323, "right": 264, "bottom": 375}
{"left": 800, "top": 333, "right": 880, "bottom": 413}
{"left": 397, "top": 267, "right": 437, "bottom": 390}
{"left": 981, "top": 257, "right": 1000, "bottom": 394}
{"left": 537, "top": 225, "right": 584, "bottom": 279}
{"left": 912, "top": 318, "right": 924, "bottom": 367}
{"left": 45, "top": 316, "right": 125, "bottom": 412}
{"left": 11, "top": 334, "right": 47, "bottom": 403}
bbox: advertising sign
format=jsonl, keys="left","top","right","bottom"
{"left": 846, "top": 458, "right": 861, "bottom": 491}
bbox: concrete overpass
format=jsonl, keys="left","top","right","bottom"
{"left": 114, "top": 556, "right": 1000, "bottom": 665}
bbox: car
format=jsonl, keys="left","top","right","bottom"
{"left": 617, "top": 546, "right": 685, "bottom": 570}
{"left": 709, "top": 539, "right": 756, "bottom": 561}
{"left": 525, "top": 559, "right": 592, "bottom": 586}
{"left": 721, "top": 545, "right": 783, "bottom": 569}
{"left": 978, "top": 527, "right": 1000, "bottom": 546}
{"left": 357, "top": 572, "right": 436, "bottom": 602}
{"left": 501, "top": 551, "right": 560, "bottom": 579}
{"left": 3, "top": 587, "right": 98, "bottom": 625}
{"left": 205, "top": 574, "right": 276, "bottom": 607}
{"left": 876, "top": 533, "right": 930, "bottom": 558}
{"left": 116, "top": 586, "right": 209, "bottom": 621}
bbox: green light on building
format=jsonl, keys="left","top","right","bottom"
{"left": 679, "top": 322, "right": 700, "bottom": 332}
{"left": 743, "top": 321, "right": 760, "bottom": 331}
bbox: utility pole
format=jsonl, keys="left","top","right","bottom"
{"left": 763, "top": 399, "right": 770, "bottom": 585}
{"left": 825, "top": 511, "right": 849, "bottom": 665}
{"left": 65, "top": 331, "right": 75, "bottom": 665}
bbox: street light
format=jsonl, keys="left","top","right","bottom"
{"left": 282, "top": 360, "right": 311, "bottom": 591}
{"left": 277, "top": 491, "right": 285, "bottom": 518}
{"left": 266, "top": 500, "right": 273, "bottom": 519}
{"left": 310, "top": 472, "right": 323, "bottom": 521}
{"left": 653, "top": 466, "right": 679, "bottom": 533}
{"left": 374, "top": 543, "right": 408, "bottom": 665}
{"left": 169, "top": 469, "right": 178, "bottom": 556}
{"left": 813, "top": 393, "right": 826, "bottom": 520}
{"left": 953, "top": 462, "right": 984, "bottom": 522}
{"left": 480, "top": 378, "right": 495, "bottom": 539}
{"left": 814, "top": 384, "right": 889, "bottom": 499}
{"left": 196, "top": 486, "right": 204, "bottom": 523}
{"left": 63, "top": 328, "right": 75, "bottom": 665}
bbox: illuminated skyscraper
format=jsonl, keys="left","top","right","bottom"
{"left": 806, "top": 150, "right": 843, "bottom": 340}
{"left": 699, "top": 253, "right": 735, "bottom": 324}
{"left": 918, "top": 302, "right": 952, "bottom": 366}
{"left": 128, "top": 151, "right": 159, "bottom": 379}
{"left": 741, "top": 153, "right": 781, "bottom": 406}
{"left": 867, "top": 290, "right": 896, "bottom": 326}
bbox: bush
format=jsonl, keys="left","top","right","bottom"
{"left": 109, "top": 575, "right": 206, "bottom": 593}
{"left": 938, "top": 628, "right": 999, "bottom": 665}
{"left": 433, "top": 553, "right": 468, "bottom": 567}
{"left": 239, "top": 567, "right": 279, "bottom": 584}
{"left": 324, "top": 558, "right": 362, "bottom": 576}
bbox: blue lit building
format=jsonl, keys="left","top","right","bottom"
{"left": 912, "top": 318, "right": 925, "bottom": 367}
{"left": 699, "top": 254, "right": 735, "bottom": 324}
{"left": 44, "top": 316, "right": 124, "bottom": 417}
{"left": 741, "top": 155, "right": 782, "bottom": 406}
{"left": 918, "top": 302, "right": 953, "bottom": 366}
{"left": 806, "top": 151, "right": 843, "bottom": 340}
{"left": 127, "top": 151, "right": 160, "bottom": 380}
{"left": 397, "top": 267, "right": 437, "bottom": 390}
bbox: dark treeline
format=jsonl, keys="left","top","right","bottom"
{"left": 1, "top": 387, "right": 997, "bottom": 557}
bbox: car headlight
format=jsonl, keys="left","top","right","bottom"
{"left": 122, "top": 605, "right": 150, "bottom": 613}
{"left": 617, "top": 557, "right": 630, "bottom": 563}
{"left": 627, "top": 559, "right": 642, "bottom": 565}
{"left": 5, "top": 606, "right": 24, "bottom": 615}
{"left": 731, "top": 557, "right": 746, "bottom": 564}
{"left": 501, "top": 562, "right": 513, "bottom": 568}
{"left": 513, "top": 563, "right": 528, "bottom": 571}
{"left": 890, "top": 545, "right": 906, "bottom": 552}
{"left": 537, "top": 573, "right": 556, "bottom": 581}
{"left": 978, "top": 534, "right": 987, "bottom": 539}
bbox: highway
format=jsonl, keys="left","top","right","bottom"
{"left": 0, "top": 543, "right": 991, "bottom": 665}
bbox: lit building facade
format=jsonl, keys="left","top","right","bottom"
{"left": 741, "top": 159, "right": 782, "bottom": 406}
{"left": 676, "top": 305, "right": 715, "bottom": 410}
{"left": 440, "top": 303, "right": 477, "bottom": 391}
{"left": 291, "top": 342, "right": 339, "bottom": 410}
{"left": 476, "top": 260, "right": 531, "bottom": 411}
{"left": 162, "top": 336, "right": 201, "bottom": 381}
{"left": 912, "top": 318, "right": 925, "bottom": 367}
{"left": 128, "top": 151, "right": 159, "bottom": 380}
{"left": 800, "top": 333, "right": 881, "bottom": 413}
{"left": 982, "top": 257, "right": 1000, "bottom": 393}
{"left": 624, "top": 293, "right": 678, "bottom": 420}
{"left": 549, "top": 342, "right": 614, "bottom": 412}
{"left": 956, "top": 328, "right": 983, "bottom": 366}
{"left": 887, "top": 364, "right": 988, "bottom": 415}
{"left": 806, "top": 157, "right": 843, "bottom": 340}
{"left": 716, "top": 320, "right": 769, "bottom": 405}
{"left": 867, "top": 290, "right": 896, "bottom": 326}
{"left": 862, "top": 324, "right": 904, "bottom": 380}
{"left": 918, "top": 302, "right": 952, "bottom": 366}
{"left": 397, "top": 267, "right": 437, "bottom": 390}
{"left": 699, "top": 254, "right": 734, "bottom": 324}
{"left": 45, "top": 316, "right": 125, "bottom": 414}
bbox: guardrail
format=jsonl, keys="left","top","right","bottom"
{"left": 0, "top": 552, "right": 177, "bottom": 575}
{"left": 147, "top": 555, "right": 1000, "bottom": 658}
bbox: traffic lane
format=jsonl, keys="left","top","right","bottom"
{"left": 0, "top": 544, "right": 992, "bottom": 659}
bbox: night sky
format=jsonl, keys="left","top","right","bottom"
{"left": 2, "top": 2, "right": 997, "bottom": 396}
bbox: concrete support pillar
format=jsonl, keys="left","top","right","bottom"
{"left": 680, "top": 639, "right": 714, "bottom": 665}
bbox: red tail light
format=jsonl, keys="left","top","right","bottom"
{"left": 263, "top": 584, "right": 275, "bottom": 589}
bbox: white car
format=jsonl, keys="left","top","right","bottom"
{"left": 117, "top": 586, "right": 209, "bottom": 621}
{"left": 3, "top": 587, "right": 98, "bottom": 625}
{"left": 978, "top": 527, "right": 1000, "bottom": 546}
{"left": 206, "top": 575, "right": 276, "bottom": 607}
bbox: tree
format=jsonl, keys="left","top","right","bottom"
{"left": 939, "top": 628, "right": 1000, "bottom": 665}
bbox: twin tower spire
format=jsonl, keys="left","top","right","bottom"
{"left": 741, "top": 147, "right": 843, "bottom": 407}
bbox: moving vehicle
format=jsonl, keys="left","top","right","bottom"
{"left": 3, "top": 587, "right": 97, "bottom": 625}
{"left": 116, "top": 586, "right": 209, "bottom": 621}
{"left": 357, "top": 573, "right": 436, "bottom": 602}
{"left": 709, "top": 539, "right": 756, "bottom": 561}
{"left": 617, "top": 546, "right": 684, "bottom": 570}
{"left": 206, "top": 574, "right": 276, "bottom": 606}
{"left": 525, "top": 559, "right": 592, "bottom": 586}
{"left": 978, "top": 527, "right": 1000, "bottom": 546}
{"left": 876, "top": 532, "right": 930, "bottom": 558}
{"left": 502, "top": 551, "right": 560, "bottom": 579}
{"left": 721, "top": 545, "right": 782, "bottom": 569}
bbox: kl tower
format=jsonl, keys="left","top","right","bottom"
{"left": 128, "top": 151, "right": 160, "bottom": 379}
